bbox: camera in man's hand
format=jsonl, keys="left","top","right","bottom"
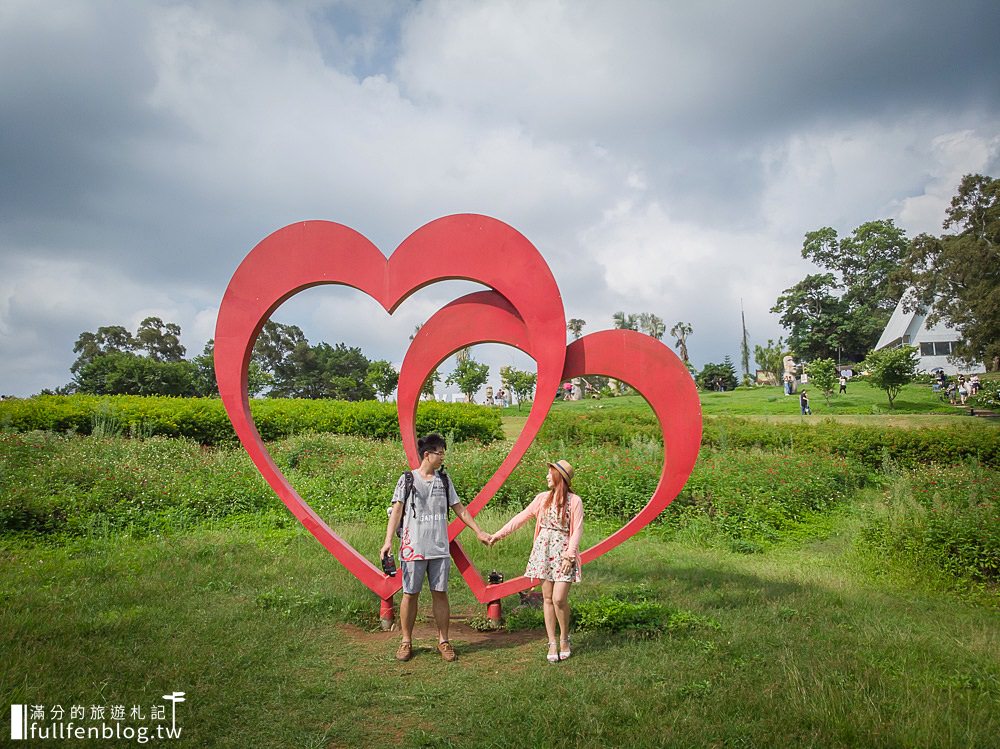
{"left": 381, "top": 551, "right": 397, "bottom": 577}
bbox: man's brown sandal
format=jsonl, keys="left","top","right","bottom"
{"left": 437, "top": 641, "right": 457, "bottom": 662}
{"left": 395, "top": 641, "right": 413, "bottom": 662}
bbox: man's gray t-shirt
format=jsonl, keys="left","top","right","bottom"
{"left": 392, "top": 470, "right": 461, "bottom": 561}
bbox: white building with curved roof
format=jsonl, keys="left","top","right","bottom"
{"left": 875, "top": 298, "right": 981, "bottom": 375}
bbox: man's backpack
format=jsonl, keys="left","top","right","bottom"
{"left": 391, "top": 468, "right": 452, "bottom": 537}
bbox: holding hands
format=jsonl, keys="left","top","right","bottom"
{"left": 478, "top": 532, "right": 498, "bottom": 547}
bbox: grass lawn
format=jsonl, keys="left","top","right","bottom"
{"left": 2, "top": 506, "right": 997, "bottom": 748}
{"left": 499, "top": 381, "right": 997, "bottom": 439}
{"left": 3, "top": 388, "right": 998, "bottom": 747}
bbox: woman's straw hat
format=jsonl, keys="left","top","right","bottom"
{"left": 547, "top": 459, "right": 574, "bottom": 485}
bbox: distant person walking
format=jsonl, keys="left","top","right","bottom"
{"left": 839, "top": 375, "right": 847, "bottom": 394}
{"left": 800, "top": 390, "right": 811, "bottom": 415}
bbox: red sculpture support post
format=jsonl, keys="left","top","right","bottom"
{"left": 379, "top": 597, "right": 395, "bottom": 631}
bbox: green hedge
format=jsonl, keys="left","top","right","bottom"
{"left": 537, "top": 411, "right": 1000, "bottom": 468}
{"left": 0, "top": 395, "right": 502, "bottom": 445}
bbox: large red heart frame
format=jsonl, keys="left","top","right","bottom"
{"left": 215, "top": 215, "right": 702, "bottom": 604}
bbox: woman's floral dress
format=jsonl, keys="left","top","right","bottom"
{"left": 524, "top": 501, "right": 581, "bottom": 583}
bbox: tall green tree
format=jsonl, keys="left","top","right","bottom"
{"left": 670, "top": 322, "right": 693, "bottom": 364}
{"left": 447, "top": 358, "right": 490, "bottom": 402}
{"left": 697, "top": 358, "right": 737, "bottom": 391}
{"left": 366, "top": 360, "right": 399, "bottom": 401}
{"left": 771, "top": 272, "right": 850, "bottom": 362}
{"left": 71, "top": 325, "right": 137, "bottom": 373}
{"left": 70, "top": 319, "right": 198, "bottom": 396}
{"left": 74, "top": 351, "right": 200, "bottom": 396}
{"left": 773, "top": 220, "right": 908, "bottom": 362}
{"left": 136, "top": 316, "right": 186, "bottom": 362}
{"left": 753, "top": 337, "right": 785, "bottom": 385}
{"left": 862, "top": 345, "right": 919, "bottom": 409}
{"left": 896, "top": 174, "right": 1000, "bottom": 370}
{"left": 195, "top": 339, "right": 271, "bottom": 397}
{"left": 805, "top": 357, "right": 838, "bottom": 407}
{"left": 269, "top": 341, "right": 374, "bottom": 400}
{"left": 252, "top": 321, "right": 305, "bottom": 376}
{"left": 500, "top": 366, "right": 537, "bottom": 411}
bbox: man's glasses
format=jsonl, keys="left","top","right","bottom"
{"left": 429, "top": 450, "right": 446, "bottom": 457}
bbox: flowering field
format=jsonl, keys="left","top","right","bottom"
{"left": 3, "top": 422, "right": 997, "bottom": 590}
{"left": 1, "top": 420, "right": 998, "bottom": 747}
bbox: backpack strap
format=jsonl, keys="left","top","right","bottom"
{"left": 438, "top": 468, "right": 451, "bottom": 501}
{"left": 402, "top": 470, "right": 416, "bottom": 520}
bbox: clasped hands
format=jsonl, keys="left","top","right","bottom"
{"left": 475, "top": 530, "right": 497, "bottom": 547}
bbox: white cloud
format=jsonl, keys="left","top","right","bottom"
{"left": 759, "top": 121, "right": 1000, "bottom": 238}
{"left": 1, "top": 1, "right": 998, "bottom": 395}
{"left": 892, "top": 130, "right": 1000, "bottom": 235}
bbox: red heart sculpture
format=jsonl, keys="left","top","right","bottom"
{"left": 215, "top": 215, "right": 566, "bottom": 600}
{"left": 397, "top": 293, "right": 702, "bottom": 601}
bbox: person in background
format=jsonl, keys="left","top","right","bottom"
{"left": 800, "top": 390, "right": 811, "bottom": 415}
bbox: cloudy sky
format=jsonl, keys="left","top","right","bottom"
{"left": 1, "top": 0, "right": 998, "bottom": 398}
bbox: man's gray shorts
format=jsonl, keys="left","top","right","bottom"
{"left": 401, "top": 558, "right": 450, "bottom": 595}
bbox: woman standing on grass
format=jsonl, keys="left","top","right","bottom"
{"left": 488, "top": 460, "right": 583, "bottom": 663}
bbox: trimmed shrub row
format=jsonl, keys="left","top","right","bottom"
{"left": 0, "top": 395, "right": 503, "bottom": 445}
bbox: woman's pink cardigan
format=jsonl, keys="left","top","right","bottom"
{"left": 492, "top": 491, "right": 584, "bottom": 561}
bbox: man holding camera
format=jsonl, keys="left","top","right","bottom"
{"left": 380, "top": 432, "right": 490, "bottom": 662}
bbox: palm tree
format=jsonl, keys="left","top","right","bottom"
{"left": 567, "top": 318, "right": 586, "bottom": 340}
{"left": 638, "top": 313, "right": 666, "bottom": 340}
{"left": 612, "top": 311, "right": 638, "bottom": 331}
{"left": 670, "top": 321, "right": 693, "bottom": 363}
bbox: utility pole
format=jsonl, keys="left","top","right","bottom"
{"left": 740, "top": 300, "right": 751, "bottom": 382}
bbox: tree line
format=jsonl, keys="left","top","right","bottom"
{"left": 58, "top": 319, "right": 400, "bottom": 400}
{"left": 55, "top": 310, "right": 690, "bottom": 402}
{"left": 772, "top": 173, "right": 998, "bottom": 371}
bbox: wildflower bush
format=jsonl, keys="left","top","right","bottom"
{"left": 0, "top": 395, "right": 503, "bottom": 445}
{"left": 0, "top": 430, "right": 857, "bottom": 546}
{"left": 858, "top": 463, "right": 1000, "bottom": 585}
{"left": 667, "top": 449, "right": 866, "bottom": 550}
{"left": 2, "top": 428, "right": 997, "bottom": 595}
{"left": 970, "top": 384, "right": 1000, "bottom": 411}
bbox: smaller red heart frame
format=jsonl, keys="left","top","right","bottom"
{"left": 398, "top": 291, "right": 702, "bottom": 601}
{"left": 215, "top": 215, "right": 702, "bottom": 605}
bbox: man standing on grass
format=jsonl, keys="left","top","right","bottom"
{"left": 380, "top": 432, "right": 490, "bottom": 662}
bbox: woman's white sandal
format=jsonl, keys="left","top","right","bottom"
{"left": 547, "top": 642, "right": 560, "bottom": 663}
{"left": 559, "top": 640, "right": 571, "bottom": 660}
